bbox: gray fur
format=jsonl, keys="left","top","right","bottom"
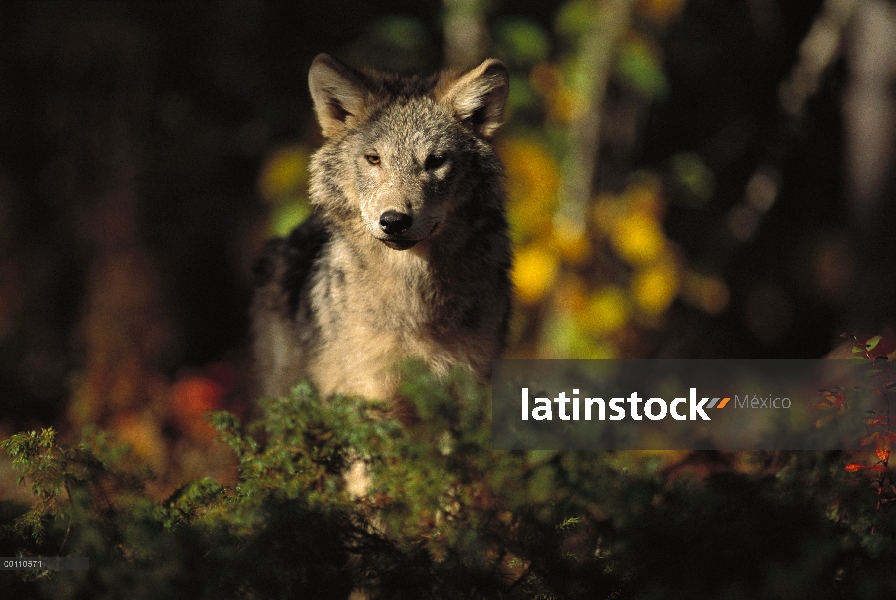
{"left": 252, "top": 54, "right": 512, "bottom": 406}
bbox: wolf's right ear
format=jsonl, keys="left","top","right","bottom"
{"left": 308, "top": 54, "right": 371, "bottom": 138}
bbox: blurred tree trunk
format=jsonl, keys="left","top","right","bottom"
{"left": 842, "top": 0, "right": 896, "bottom": 332}
{"left": 735, "top": 0, "right": 896, "bottom": 338}
{"left": 556, "top": 0, "right": 637, "bottom": 235}
{"left": 442, "top": 0, "right": 489, "bottom": 67}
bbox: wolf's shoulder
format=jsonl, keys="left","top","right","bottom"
{"left": 252, "top": 214, "right": 330, "bottom": 318}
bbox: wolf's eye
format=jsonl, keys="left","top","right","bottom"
{"left": 365, "top": 154, "right": 381, "bottom": 165}
{"left": 424, "top": 154, "right": 446, "bottom": 170}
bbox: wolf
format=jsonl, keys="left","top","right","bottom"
{"left": 251, "top": 53, "right": 513, "bottom": 409}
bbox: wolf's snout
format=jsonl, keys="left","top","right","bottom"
{"left": 379, "top": 210, "right": 413, "bottom": 235}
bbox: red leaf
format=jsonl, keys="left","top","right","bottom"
{"left": 844, "top": 463, "right": 866, "bottom": 472}
{"left": 169, "top": 375, "right": 224, "bottom": 440}
{"left": 868, "top": 464, "right": 888, "bottom": 472}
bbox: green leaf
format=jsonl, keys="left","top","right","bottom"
{"left": 668, "top": 152, "right": 716, "bottom": 207}
{"left": 866, "top": 335, "right": 882, "bottom": 351}
{"left": 270, "top": 197, "right": 311, "bottom": 237}
{"left": 495, "top": 18, "right": 551, "bottom": 65}
{"left": 369, "top": 16, "right": 428, "bottom": 53}
{"left": 614, "top": 36, "right": 668, "bottom": 98}
{"left": 555, "top": 0, "right": 598, "bottom": 38}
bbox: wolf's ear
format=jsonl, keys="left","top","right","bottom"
{"left": 308, "top": 54, "right": 371, "bottom": 138}
{"left": 437, "top": 59, "right": 509, "bottom": 140}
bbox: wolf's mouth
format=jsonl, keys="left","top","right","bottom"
{"left": 381, "top": 239, "right": 419, "bottom": 250}
{"left": 377, "top": 223, "right": 438, "bottom": 251}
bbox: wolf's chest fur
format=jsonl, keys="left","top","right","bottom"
{"left": 251, "top": 53, "right": 512, "bottom": 403}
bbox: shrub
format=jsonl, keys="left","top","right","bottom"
{"left": 3, "top": 364, "right": 896, "bottom": 599}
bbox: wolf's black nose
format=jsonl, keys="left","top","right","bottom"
{"left": 379, "top": 211, "right": 412, "bottom": 235}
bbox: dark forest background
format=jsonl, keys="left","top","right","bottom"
{"left": 0, "top": 0, "right": 896, "bottom": 434}
{"left": 0, "top": 0, "right": 894, "bottom": 523}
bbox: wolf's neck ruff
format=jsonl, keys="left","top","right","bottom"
{"left": 251, "top": 54, "right": 512, "bottom": 403}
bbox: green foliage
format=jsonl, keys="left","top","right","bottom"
{"left": 3, "top": 366, "right": 896, "bottom": 598}
{"left": 494, "top": 18, "right": 551, "bottom": 67}
{"left": 1, "top": 427, "right": 148, "bottom": 545}
{"left": 614, "top": 36, "right": 667, "bottom": 98}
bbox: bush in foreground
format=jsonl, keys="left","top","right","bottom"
{"left": 2, "top": 364, "right": 896, "bottom": 599}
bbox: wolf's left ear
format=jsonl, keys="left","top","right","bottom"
{"left": 437, "top": 59, "right": 509, "bottom": 140}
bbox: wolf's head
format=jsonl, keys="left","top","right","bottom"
{"left": 307, "top": 54, "right": 508, "bottom": 252}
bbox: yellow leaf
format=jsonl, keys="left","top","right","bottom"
{"left": 632, "top": 262, "right": 679, "bottom": 316}
{"left": 512, "top": 244, "right": 560, "bottom": 305}
{"left": 584, "top": 287, "right": 630, "bottom": 335}
{"left": 611, "top": 212, "right": 665, "bottom": 266}
{"left": 502, "top": 138, "right": 560, "bottom": 241}
{"left": 258, "top": 145, "right": 309, "bottom": 204}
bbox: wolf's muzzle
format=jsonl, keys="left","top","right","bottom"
{"left": 379, "top": 210, "right": 412, "bottom": 235}
{"left": 378, "top": 211, "right": 418, "bottom": 249}
{"left": 376, "top": 216, "right": 439, "bottom": 250}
